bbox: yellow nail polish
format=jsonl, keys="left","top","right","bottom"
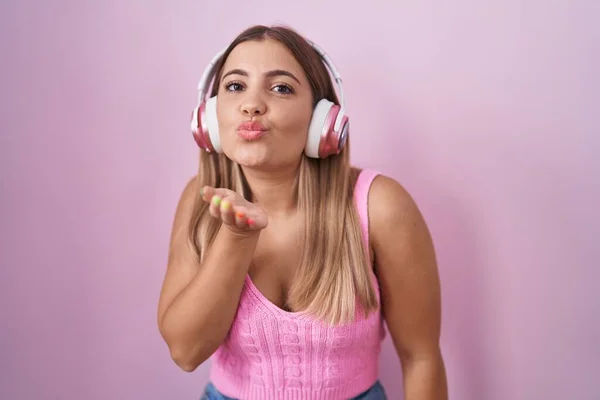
{"left": 212, "top": 196, "right": 221, "bottom": 206}
{"left": 221, "top": 200, "right": 231, "bottom": 210}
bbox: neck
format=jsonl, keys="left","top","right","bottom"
{"left": 241, "top": 162, "right": 300, "bottom": 216}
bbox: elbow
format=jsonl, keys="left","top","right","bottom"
{"left": 158, "top": 324, "right": 205, "bottom": 372}
{"left": 174, "top": 359, "right": 198, "bottom": 373}
{"left": 158, "top": 321, "right": 220, "bottom": 372}
{"left": 165, "top": 335, "right": 216, "bottom": 372}
{"left": 169, "top": 346, "right": 206, "bottom": 372}
{"left": 174, "top": 358, "right": 200, "bottom": 373}
{"left": 397, "top": 343, "right": 444, "bottom": 366}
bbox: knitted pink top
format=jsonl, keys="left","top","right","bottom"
{"left": 209, "top": 169, "right": 386, "bottom": 399}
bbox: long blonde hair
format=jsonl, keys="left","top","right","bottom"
{"left": 188, "top": 25, "right": 378, "bottom": 325}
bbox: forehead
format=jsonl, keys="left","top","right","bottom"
{"left": 223, "top": 39, "right": 305, "bottom": 76}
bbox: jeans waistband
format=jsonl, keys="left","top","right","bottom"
{"left": 200, "top": 380, "right": 387, "bottom": 400}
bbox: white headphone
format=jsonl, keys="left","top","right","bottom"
{"left": 190, "top": 39, "right": 349, "bottom": 159}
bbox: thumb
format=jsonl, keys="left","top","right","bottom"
{"left": 199, "top": 186, "right": 216, "bottom": 202}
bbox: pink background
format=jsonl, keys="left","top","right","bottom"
{"left": 1, "top": 0, "right": 598, "bottom": 399}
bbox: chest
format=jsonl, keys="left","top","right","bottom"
{"left": 247, "top": 222, "right": 303, "bottom": 312}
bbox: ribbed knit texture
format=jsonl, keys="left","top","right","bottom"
{"left": 210, "top": 169, "right": 386, "bottom": 400}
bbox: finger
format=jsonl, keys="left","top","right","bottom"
{"left": 213, "top": 188, "right": 236, "bottom": 198}
{"left": 200, "top": 186, "right": 235, "bottom": 202}
{"left": 208, "top": 194, "right": 222, "bottom": 218}
{"left": 234, "top": 207, "right": 250, "bottom": 230}
{"left": 200, "top": 186, "right": 215, "bottom": 202}
{"left": 220, "top": 199, "right": 235, "bottom": 225}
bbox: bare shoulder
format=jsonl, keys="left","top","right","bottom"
{"left": 179, "top": 175, "right": 201, "bottom": 209}
{"left": 170, "top": 175, "right": 201, "bottom": 227}
{"left": 167, "top": 174, "right": 201, "bottom": 261}
{"left": 367, "top": 174, "right": 425, "bottom": 241}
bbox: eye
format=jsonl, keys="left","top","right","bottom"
{"left": 224, "top": 81, "right": 244, "bottom": 92}
{"left": 272, "top": 84, "right": 294, "bottom": 95}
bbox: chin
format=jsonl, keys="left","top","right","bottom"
{"left": 226, "top": 146, "right": 270, "bottom": 168}
{"left": 235, "top": 158, "right": 268, "bottom": 169}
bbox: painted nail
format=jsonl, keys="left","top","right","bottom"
{"left": 220, "top": 200, "right": 231, "bottom": 210}
{"left": 247, "top": 218, "right": 254, "bottom": 227}
{"left": 211, "top": 196, "right": 221, "bottom": 206}
{"left": 236, "top": 211, "right": 245, "bottom": 219}
{"left": 199, "top": 187, "right": 204, "bottom": 197}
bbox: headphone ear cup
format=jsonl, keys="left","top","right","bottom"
{"left": 191, "top": 96, "right": 222, "bottom": 153}
{"left": 305, "top": 99, "right": 334, "bottom": 158}
{"left": 191, "top": 103, "right": 208, "bottom": 150}
{"left": 305, "top": 99, "right": 347, "bottom": 158}
{"left": 204, "top": 96, "right": 222, "bottom": 153}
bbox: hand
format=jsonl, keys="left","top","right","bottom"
{"left": 200, "top": 186, "right": 268, "bottom": 233}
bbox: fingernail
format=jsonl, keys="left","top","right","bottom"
{"left": 199, "top": 187, "right": 204, "bottom": 197}
{"left": 221, "top": 200, "right": 231, "bottom": 210}
{"left": 211, "top": 196, "right": 221, "bottom": 206}
{"left": 247, "top": 218, "right": 254, "bottom": 227}
{"left": 236, "top": 211, "right": 245, "bottom": 219}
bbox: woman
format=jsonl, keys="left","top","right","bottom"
{"left": 157, "top": 24, "right": 448, "bottom": 400}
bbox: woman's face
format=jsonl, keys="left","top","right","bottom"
{"left": 216, "top": 38, "right": 314, "bottom": 170}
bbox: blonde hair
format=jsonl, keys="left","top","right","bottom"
{"left": 187, "top": 25, "right": 378, "bottom": 325}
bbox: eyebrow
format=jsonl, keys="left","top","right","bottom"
{"left": 221, "top": 68, "right": 301, "bottom": 85}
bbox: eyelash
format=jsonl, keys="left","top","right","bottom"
{"left": 223, "top": 81, "right": 295, "bottom": 95}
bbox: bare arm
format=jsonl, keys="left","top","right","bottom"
{"left": 157, "top": 177, "right": 261, "bottom": 372}
{"left": 369, "top": 175, "right": 448, "bottom": 399}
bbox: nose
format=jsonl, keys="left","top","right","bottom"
{"left": 240, "top": 92, "right": 266, "bottom": 116}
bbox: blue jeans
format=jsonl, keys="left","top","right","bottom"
{"left": 200, "top": 380, "right": 387, "bottom": 400}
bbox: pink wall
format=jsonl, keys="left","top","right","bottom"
{"left": 1, "top": 0, "right": 598, "bottom": 399}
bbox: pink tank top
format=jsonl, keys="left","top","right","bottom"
{"left": 209, "top": 169, "right": 386, "bottom": 399}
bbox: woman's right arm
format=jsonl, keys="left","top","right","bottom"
{"left": 157, "top": 177, "right": 260, "bottom": 372}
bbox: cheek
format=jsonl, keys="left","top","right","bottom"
{"left": 216, "top": 100, "right": 233, "bottom": 129}
{"left": 274, "top": 103, "right": 313, "bottom": 140}
{"left": 216, "top": 100, "right": 241, "bottom": 148}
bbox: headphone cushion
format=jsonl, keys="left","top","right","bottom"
{"left": 204, "top": 96, "right": 222, "bottom": 153}
{"left": 305, "top": 99, "right": 336, "bottom": 158}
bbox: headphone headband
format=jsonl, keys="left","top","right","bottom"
{"left": 195, "top": 39, "right": 346, "bottom": 117}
